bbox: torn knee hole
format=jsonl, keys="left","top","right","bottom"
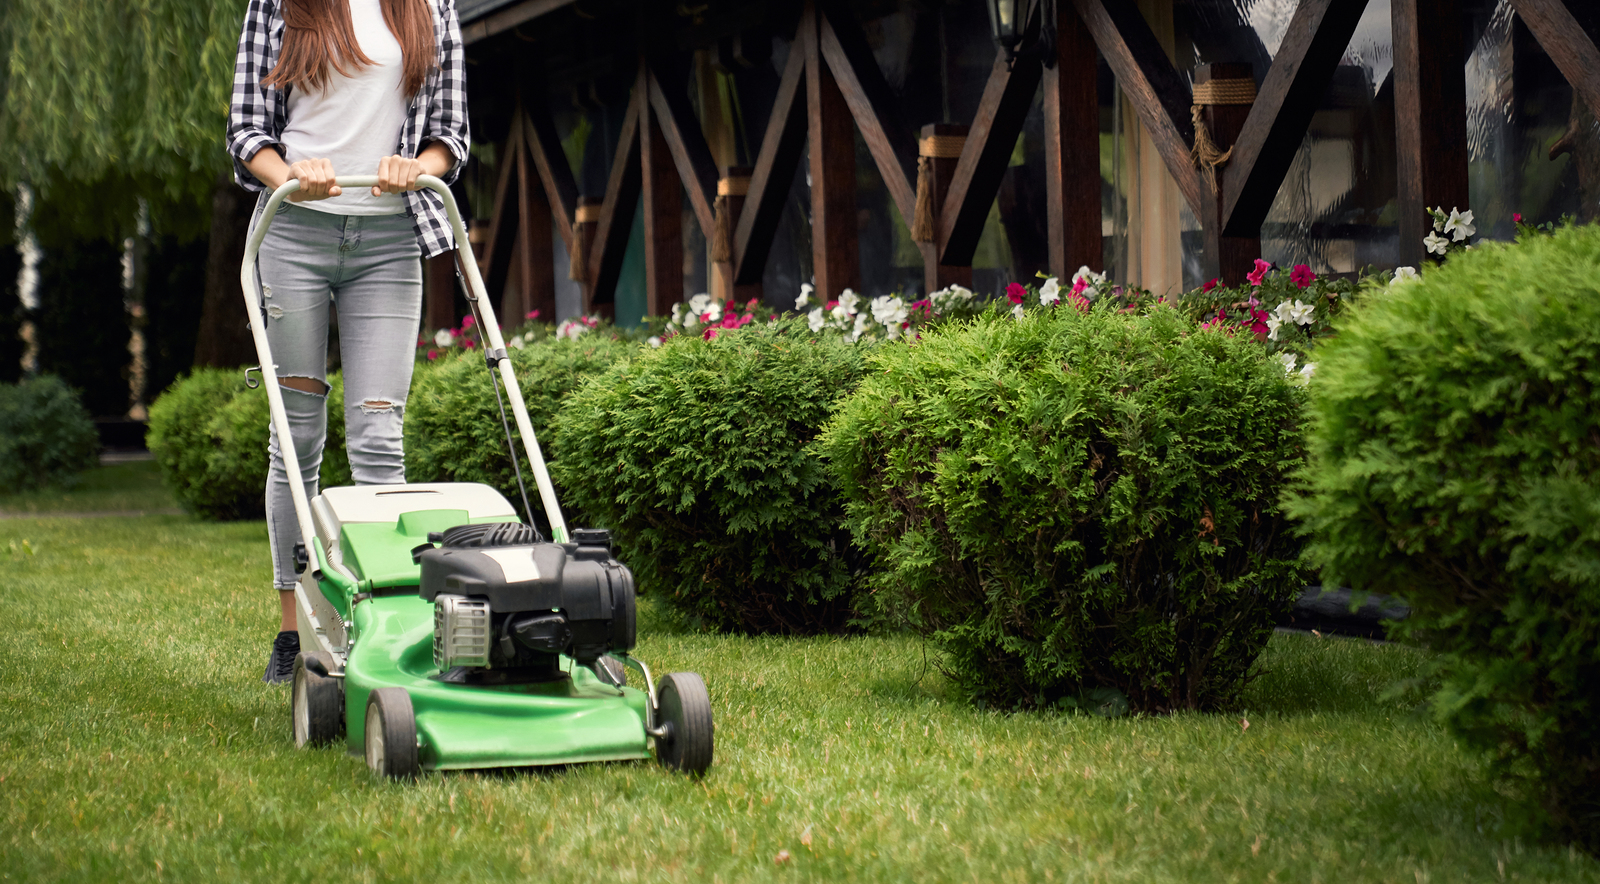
{"left": 360, "top": 399, "right": 397, "bottom": 414}
{"left": 278, "top": 376, "right": 328, "bottom": 396}
{"left": 266, "top": 305, "right": 285, "bottom": 319}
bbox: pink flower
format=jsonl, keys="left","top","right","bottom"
{"left": 824, "top": 300, "right": 838, "bottom": 310}
{"left": 1071, "top": 277, "right": 1090, "bottom": 295}
{"left": 1246, "top": 259, "right": 1271, "bottom": 287}
{"left": 1006, "top": 283, "right": 1027, "bottom": 305}
{"left": 526, "top": 310, "right": 540, "bottom": 320}
{"left": 1514, "top": 213, "right": 1523, "bottom": 224}
{"left": 1202, "top": 277, "right": 1220, "bottom": 293}
{"left": 461, "top": 315, "right": 475, "bottom": 329}
{"left": 703, "top": 327, "right": 719, "bottom": 340}
{"left": 463, "top": 339, "right": 475, "bottom": 349}
{"left": 747, "top": 298, "right": 761, "bottom": 308}
{"left": 426, "top": 349, "right": 438, "bottom": 360}
{"left": 1068, "top": 292, "right": 1091, "bottom": 312}
{"left": 910, "top": 299, "right": 931, "bottom": 312}
{"left": 1290, "top": 264, "right": 1315, "bottom": 288}
{"left": 1250, "top": 308, "right": 1270, "bottom": 338}
{"left": 740, "top": 312, "right": 754, "bottom": 327}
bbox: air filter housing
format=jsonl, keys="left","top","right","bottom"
{"left": 433, "top": 594, "right": 491, "bottom": 668}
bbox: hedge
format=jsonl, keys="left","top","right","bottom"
{"left": 550, "top": 319, "right": 866, "bottom": 633}
{"left": 822, "top": 305, "right": 1308, "bottom": 712}
{"left": 1289, "top": 223, "right": 1600, "bottom": 846}
{"left": 0, "top": 375, "right": 100, "bottom": 491}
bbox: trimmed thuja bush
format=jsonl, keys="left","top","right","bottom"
{"left": 0, "top": 375, "right": 100, "bottom": 491}
{"left": 1289, "top": 224, "right": 1600, "bottom": 846}
{"left": 404, "top": 336, "right": 634, "bottom": 525}
{"left": 551, "top": 320, "right": 865, "bottom": 633}
{"left": 148, "top": 369, "right": 350, "bottom": 520}
{"left": 822, "top": 306, "right": 1308, "bottom": 712}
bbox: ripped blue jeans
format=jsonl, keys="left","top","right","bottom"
{"left": 253, "top": 198, "right": 422, "bottom": 589}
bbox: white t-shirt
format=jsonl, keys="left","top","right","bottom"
{"left": 280, "top": 0, "right": 410, "bottom": 216}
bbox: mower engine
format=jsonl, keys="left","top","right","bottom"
{"left": 416, "top": 524, "right": 636, "bottom": 680}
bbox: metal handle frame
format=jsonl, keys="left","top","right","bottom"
{"left": 239, "top": 175, "right": 570, "bottom": 572}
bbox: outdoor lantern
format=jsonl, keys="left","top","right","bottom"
{"left": 986, "top": 0, "right": 1038, "bottom": 60}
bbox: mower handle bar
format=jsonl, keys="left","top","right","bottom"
{"left": 239, "top": 176, "right": 570, "bottom": 583}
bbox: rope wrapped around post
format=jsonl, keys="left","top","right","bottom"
{"left": 711, "top": 175, "right": 749, "bottom": 264}
{"left": 1190, "top": 78, "right": 1257, "bottom": 193}
{"left": 912, "top": 134, "right": 966, "bottom": 243}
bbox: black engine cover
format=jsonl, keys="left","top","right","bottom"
{"left": 417, "top": 529, "right": 637, "bottom": 664}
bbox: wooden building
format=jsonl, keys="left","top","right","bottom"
{"left": 431, "top": 0, "right": 1600, "bottom": 331}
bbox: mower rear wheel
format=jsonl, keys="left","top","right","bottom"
{"left": 292, "top": 652, "right": 343, "bottom": 747}
{"left": 364, "top": 688, "right": 419, "bottom": 780}
{"left": 655, "top": 672, "right": 713, "bottom": 775}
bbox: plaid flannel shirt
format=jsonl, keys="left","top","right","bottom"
{"left": 226, "top": 0, "right": 470, "bottom": 259}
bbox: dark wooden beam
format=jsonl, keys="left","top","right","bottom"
{"left": 1222, "top": 0, "right": 1372, "bottom": 237}
{"left": 514, "top": 136, "right": 555, "bottom": 324}
{"left": 641, "top": 85, "right": 684, "bottom": 318}
{"left": 585, "top": 88, "right": 643, "bottom": 311}
{"left": 937, "top": 53, "right": 1041, "bottom": 266}
{"left": 1393, "top": 0, "right": 1467, "bottom": 266}
{"left": 1043, "top": 2, "right": 1102, "bottom": 277}
{"left": 1071, "top": 0, "right": 1202, "bottom": 215}
{"left": 461, "top": 0, "right": 577, "bottom": 44}
{"left": 480, "top": 111, "right": 526, "bottom": 309}
{"left": 1510, "top": 0, "right": 1600, "bottom": 122}
{"left": 521, "top": 97, "right": 579, "bottom": 252}
{"left": 645, "top": 65, "right": 720, "bottom": 241}
{"left": 803, "top": 0, "right": 859, "bottom": 297}
{"left": 1196, "top": 63, "right": 1258, "bottom": 284}
{"left": 733, "top": 26, "right": 808, "bottom": 286}
{"left": 424, "top": 252, "right": 456, "bottom": 333}
{"left": 817, "top": 4, "right": 917, "bottom": 226}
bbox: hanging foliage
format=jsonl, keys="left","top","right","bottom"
{"left": 0, "top": 0, "right": 244, "bottom": 218}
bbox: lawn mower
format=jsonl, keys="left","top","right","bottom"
{"left": 240, "top": 175, "right": 712, "bottom": 779}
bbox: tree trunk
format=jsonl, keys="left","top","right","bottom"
{"left": 192, "top": 173, "right": 257, "bottom": 368}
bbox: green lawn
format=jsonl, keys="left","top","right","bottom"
{"left": 1, "top": 467, "right": 1595, "bottom": 882}
{"left": 0, "top": 460, "right": 178, "bottom": 516}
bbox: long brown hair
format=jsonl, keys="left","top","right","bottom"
{"left": 263, "top": 0, "right": 435, "bottom": 97}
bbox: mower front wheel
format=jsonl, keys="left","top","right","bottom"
{"left": 364, "top": 688, "right": 419, "bottom": 780}
{"left": 655, "top": 672, "right": 713, "bottom": 775}
{"left": 292, "top": 652, "right": 344, "bottom": 747}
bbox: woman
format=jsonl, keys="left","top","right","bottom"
{"left": 226, "top": 0, "right": 469, "bottom": 682}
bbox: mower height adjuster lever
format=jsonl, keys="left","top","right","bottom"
{"left": 293, "top": 542, "right": 309, "bottom": 574}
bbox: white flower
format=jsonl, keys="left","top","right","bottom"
{"left": 1285, "top": 300, "right": 1315, "bottom": 326}
{"left": 688, "top": 293, "right": 714, "bottom": 315}
{"left": 555, "top": 319, "right": 586, "bottom": 340}
{"left": 646, "top": 336, "right": 662, "bottom": 348}
{"left": 807, "top": 307, "right": 825, "bottom": 333}
{"left": 1038, "top": 277, "right": 1061, "bottom": 305}
{"left": 1392, "top": 266, "right": 1420, "bottom": 284}
{"left": 433, "top": 329, "right": 454, "bottom": 348}
{"left": 671, "top": 302, "right": 685, "bottom": 322}
{"left": 1445, "top": 208, "right": 1475, "bottom": 242}
{"left": 1266, "top": 316, "right": 1284, "bottom": 341}
{"left": 930, "top": 284, "right": 974, "bottom": 314}
{"left": 1012, "top": 303, "right": 1026, "bottom": 320}
{"left": 682, "top": 309, "right": 700, "bottom": 329}
{"left": 828, "top": 302, "right": 852, "bottom": 328}
{"left": 794, "top": 283, "right": 814, "bottom": 310}
{"left": 1071, "top": 265, "right": 1105, "bottom": 286}
{"left": 884, "top": 321, "right": 902, "bottom": 340}
{"left": 838, "top": 289, "right": 860, "bottom": 314}
{"left": 703, "top": 305, "right": 722, "bottom": 324}
{"left": 850, "top": 311, "right": 871, "bottom": 342}
{"left": 1431, "top": 207, "right": 1447, "bottom": 233}
{"left": 1298, "top": 362, "right": 1316, "bottom": 381}
{"left": 870, "top": 295, "right": 907, "bottom": 326}
{"left": 1425, "top": 231, "right": 1450, "bottom": 255}
{"left": 1276, "top": 352, "right": 1298, "bottom": 374}
{"left": 509, "top": 334, "right": 526, "bottom": 350}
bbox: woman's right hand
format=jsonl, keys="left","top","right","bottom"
{"left": 286, "top": 158, "right": 341, "bottom": 201}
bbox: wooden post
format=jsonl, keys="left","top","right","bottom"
{"left": 917, "top": 124, "right": 973, "bottom": 294}
{"left": 641, "top": 70, "right": 683, "bottom": 318}
{"left": 712, "top": 166, "right": 759, "bottom": 304}
{"left": 803, "top": 0, "right": 859, "bottom": 299}
{"left": 572, "top": 196, "right": 602, "bottom": 309}
{"left": 424, "top": 253, "right": 455, "bottom": 334}
{"left": 1043, "top": 3, "right": 1102, "bottom": 279}
{"left": 514, "top": 139, "right": 555, "bottom": 327}
{"left": 1194, "top": 63, "right": 1258, "bottom": 285}
{"left": 1393, "top": 0, "right": 1468, "bottom": 267}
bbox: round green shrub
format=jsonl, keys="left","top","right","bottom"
{"left": 0, "top": 375, "right": 100, "bottom": 490}
{"left": 404, "top": 336, "right": 635, "bottom": 525}
{"left": 822, "top": 306, "right": 1307, "bottom": 712}
{"left": 550, "top": 321, "right": 866, "bottom": 633}
{"left": 1288, "top": 224, "right": 1600, "bottom": 845}
{"left": 148, "top": 369, "right": 349, "bottom": 520}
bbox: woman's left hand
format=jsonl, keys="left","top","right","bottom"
{"left": 373, "top": 154, "right": 425, "bottom": 196}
